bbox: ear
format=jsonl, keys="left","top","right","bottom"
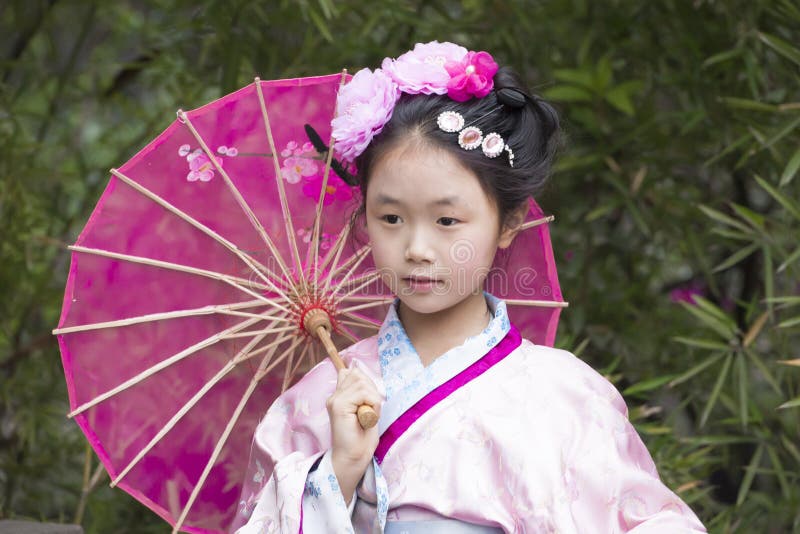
{"left": 498, "top": 203, "right": 529, "bottom": 249}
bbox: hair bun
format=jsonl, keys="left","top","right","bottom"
{"left": 496, "top": 87, "right": 527, "bottom": 108}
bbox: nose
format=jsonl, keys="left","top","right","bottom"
{"left": 404, "top": 226, "right": 435, "bottom": 263}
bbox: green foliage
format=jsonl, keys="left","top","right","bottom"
{"left": 1, "top": 0, "right": 798, "bottom": 532}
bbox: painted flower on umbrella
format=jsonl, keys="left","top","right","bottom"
{"left": 281, "top": 156, "right": 318, "bottom": 184}
{"left": 179, "top": 144, "right": 236, "bottom": 182}
{"left": 280, "top": 141, "right": 319, "bottom": 184}
{"left": 186, "top": 151, "right": 222, "bottom": 182}
{"left": 381, "top": 41, "right": 468, "bottom": 95}
{"left": 297, "top": 228, "right": 334, "bottom": 250}
{"left": 331, "top": 68, "right": 400, "bottom": 162}
{"left": 302, "top": 173, "right": 353, "bottom": 206}
{"left": 444, "top": 51, "right": 499, "bottom": 102}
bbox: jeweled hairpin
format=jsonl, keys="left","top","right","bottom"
{"left": 436, "top": 111, "right": 514, "bottom": 167}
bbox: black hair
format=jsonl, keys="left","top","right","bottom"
{"left": 345, "top": 65, "right": 561, "bottom": 247}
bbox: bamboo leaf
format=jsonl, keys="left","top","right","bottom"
{"left": 623, "top": 375, "right": 676, "bottom": 396}
{"left": 669, "top": 352, "right": 725, "bottom": 387}
{"left": 781, "top": 435, "right": 800, "bottom": 464}
{"left": 702, "top": 47, "right": 743, "bottom": 68}
{"left": 680, "top": 302, "right": 737, "bottom": 339}
{"left": 718, "top": 96, "right": 779, "bottom": 113}
{"left": 758, "top": 31, "right": 800, "bottom": 67}
{"left": 777, "top": 315, "right": 800, "bottom": 328}
{"left": 712, "top": 242, "right": 760, "bottom": 273}
{"left": 308, "top": 8, "right": 334, "bottom": 43}
{"left": 776, "top": 358, "right": 800, "bottom": 366}
{"left": 681, "top": 435, "right": 756, "bottom": 446}
{"left": 698, "top": 205, "right": 752, "bottom": 233}
{"left": 694, "top": 296, "right": 739, "bottom": 330}
{"left": 744, "top": 348, "right": 783, "bottom": 395}
{"left": 758, "top": 115, "right": 800, "bottom": 152}
{"left": 777, "top": 396, "right": 800, "bottom": 409}
{"left": 777, "top": 245, "right": 800, "bottom": 273}
{"left": 755, "top": 174, "right": 800, "bottom": 221}
{"left": 766, "top": 445, "right": 791, "bottom": 500}
{"left": 736, "top": 444, "right": 763, "bottom": 506}
{"left": 671, "top": 337, "right": 730, "bottom": 350}
{"left": 729, "top": 202, "right": 765, "bottom": 229}
{"left": 779, "top": 147, "right": 800, "bottom": 186}
{"left": 700, "top": 354, "right": 732, "bottom": 427}
{"left": 704, "top": 133, "right": 751, "bottom": 167}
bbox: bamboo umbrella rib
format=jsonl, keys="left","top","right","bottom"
{"left": 178, "top": 110, "right": 299, "bottom": 304}
{"left": 289, "top": 343, "right": 311, "bottom": 382}
{"left": 68, "top": 245, "right": 290, "bottom": 314}
{"left": 172, "top": 336, "right": 304, "bottom": 533}
{"left": 309, "top": 70, "right": 349, "bottom": 279}
{"left": 333, "top": 272, "right": 382, "bottom": 304}
{"left": 257, "top": 339, "right": 298, "bottom": 378}
{"left": 308, "top": 343, "right": 319, "bottom": 367}
{"left": 68, "top": 316, "right": 262, "bottom": 418}
{"left": 334, "top": 270, "right": 381, "bottom": 291}
{"left": 519, "top": 215, "right": 554, "bottom": 231}
{"left": 504, "top": 298, "right": 569, "bottom": 308}
{"left": 337, "top": 294, "right": 395, "bottom": 303}
{"left": 110, "top": 169, "right": 290, "bottom": 296}
{"left": 330, "top": 246, "right": 372, "bottom": 298}
{"left": 222, "top": 325, "right": 296, "bottom": 339}
{"left": 338, "top": 300, "right": 392, "bottom": 314}
{"left": 281, "top": 342, "right": 297, "bottom": 393}
{"left": 336, "top": 323, "right": 360, "bottom": 345}
{"left": 338, "top": 319, "right": 381, "bottom": 331}
{"left": 53, "top": 300, "right": 266, "bottom": 335}
{"left": 216, "top": 309, "right": 292, "bottom": 323}
{"left": 254, "top": 79, "right": 306, "bottom": 288}
{"left": 324, "top": 243, "right": 371, "bottom": 290}
{"left": 341, "top": 311, "right": 382, "bottom": 328}
{"left": 317, "top": 208, "right": 351, "bottom": 288}
{"left": 110, "top": 322, "right": 290, "bottom": 488}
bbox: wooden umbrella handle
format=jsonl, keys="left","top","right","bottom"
{"left": 304, "top": 310, "right": 379, "bottom": 429}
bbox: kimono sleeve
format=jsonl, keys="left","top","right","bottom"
{"left": 229, "top": 358, "right": 345, "bottom": 534}
{"left": 556, "top": 358, "right": 707, "bottom": 532}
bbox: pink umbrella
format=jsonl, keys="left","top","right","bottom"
{"left": 53, "top": 72, "right": 567, "bottom": 533}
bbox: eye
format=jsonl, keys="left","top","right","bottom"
{"left": 381, "top": 214, "right": 402, "bottom": 224}
{"left": 437, "top": 217, "right": 460, "bottom": 227}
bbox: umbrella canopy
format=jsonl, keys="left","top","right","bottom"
{"left": 54, "top": 73, "right": 566, "bottom": 532}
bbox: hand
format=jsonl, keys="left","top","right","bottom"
{"left": 326, "top": 367, "right": 382, "bottom": 504}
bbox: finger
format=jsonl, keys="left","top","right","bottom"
{"left": 339, "top": 387, "right": 382, "bottom": 413}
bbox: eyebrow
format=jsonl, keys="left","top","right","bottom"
{"left": 375, "top": 194, "right": 461, "bottom": 207}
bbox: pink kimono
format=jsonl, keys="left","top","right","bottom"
{"left": 231, "top": 294, "right": 706, "bottom": 533}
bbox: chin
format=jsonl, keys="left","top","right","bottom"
{"left": 396, "top": 293, "right": 464, "bottom": 316}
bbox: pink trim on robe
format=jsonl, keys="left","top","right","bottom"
{"left": 375, "top": 324, "right": 522, "bottom": 464}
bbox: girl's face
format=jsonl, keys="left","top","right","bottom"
{"left": 365, "top": 141, "right": 518, "bottom": 317}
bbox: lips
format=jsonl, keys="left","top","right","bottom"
{"left": 403, "top": 275, "right": 438, "bottom": 282}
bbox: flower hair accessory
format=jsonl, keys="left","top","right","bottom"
{"left": 332, "top": 41, "right": 500, "bottom": 163}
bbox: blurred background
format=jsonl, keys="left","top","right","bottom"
{"left": 1, "top": 0, "right": 798, "bottom": 532}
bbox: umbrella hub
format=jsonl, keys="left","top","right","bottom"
{"left": 301, "top": 306, "right": 335, "bottom": 337}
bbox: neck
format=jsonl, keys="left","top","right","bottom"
{"left": 397, "top": 292, "right": 493, "bottom": 367}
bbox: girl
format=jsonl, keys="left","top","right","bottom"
{"left": 232, "top": 42, "right": 706, "bottom": 533}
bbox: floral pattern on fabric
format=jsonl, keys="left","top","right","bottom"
{"left": 300, "top": 449, "right": 357, "bottom": 533}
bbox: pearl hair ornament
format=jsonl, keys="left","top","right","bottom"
{"left": 436, "top": 110, "right": 514, "bottom": 167}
